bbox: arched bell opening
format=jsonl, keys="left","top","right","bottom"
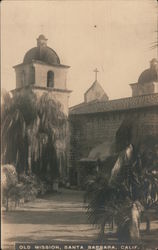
{"left": 47, "top": 71, "right": 54, "bottom": 88}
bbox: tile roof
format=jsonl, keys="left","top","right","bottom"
{"left": 69, "top": 93, "right": 158, "bottom": 115}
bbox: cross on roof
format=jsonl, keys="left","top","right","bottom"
{"left": 94, "top": 68, "right": 99, "bottom": 81}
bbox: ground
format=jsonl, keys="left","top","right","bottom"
{"left": 2, "top": 188, "right": 158, "bottom": 250}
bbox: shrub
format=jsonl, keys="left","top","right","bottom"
{"left": 18, "top": 174, "right": 47, "bottom": 201}
{"left": 2, "top": 164, "right": 18, "bottom": 211}
{"left": 2, "top": 165, "right": 47, "bottom": 210}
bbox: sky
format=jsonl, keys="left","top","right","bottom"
{"left": 1, "top": 0, "right": 157, "bottom": 107}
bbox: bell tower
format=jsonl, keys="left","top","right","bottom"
{"left": 13, "top": 35, "right": 72, "bottom": 115}
{"left": 130, "top": 58, "right": 158, "bottom": 97}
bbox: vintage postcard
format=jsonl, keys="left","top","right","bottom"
{"left": 1, "top": 0, "right": 158, "bottom": 249}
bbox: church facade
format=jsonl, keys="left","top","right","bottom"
{"left": 69, "top": 59, "right": 158, "bottom": 186}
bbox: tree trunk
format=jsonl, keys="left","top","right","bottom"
{"left": 145, "top": 216, "right": 150, "bottom": 233}
{"left": 118, "top": 203, "right": 141, "bottom": 242}
{"left": 129, "top": 203, "right": 141, "bottom": 242}
{"left": 98, "top": 221, "right": 105, "bottom": 241}
{"left": 111, "top": 217, "right": 114, "bottom": 230}
{"left": 28, "top": 145, "right": 32, "bottom": 174}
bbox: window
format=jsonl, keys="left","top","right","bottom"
{"left": 47, "top": 71, "right": 54, "bottom": 87}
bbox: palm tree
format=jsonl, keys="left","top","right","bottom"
{"left": 29, "top": 92, "right": 67, "bottom": 183}
{"left": 85, "top": 114, "right": 158, "bottom": 242}
{"left": 84, "top": 155, "right": 119, "bottom": 240}
{"left": 1, "top": 88, "right": 35, "bottom": 175}
{"left": 114, "top": 115, "right": 158, "bottom": 240}
{"left": 2, "top": 88, "right": 67, "bottom": 185}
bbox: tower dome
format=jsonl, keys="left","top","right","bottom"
{"left": 23, "top": 35, "right": 60, "bottom": 65}
{"left": 138, "top": 58, "right": 158, "bottom": 84}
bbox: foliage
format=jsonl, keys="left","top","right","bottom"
{"left": 2, "top": 164, "right": 47, "bottom": 211}
{"left": 1, "top": 88, "right": 67, "bottom": 183}
{"left": 29, "top": 93, "right": 67, "bottom": 182}
{"left": 2, "top": 164, "right": 18, "bottom": 211}
{"left": 115, "top": 115, "right": 158, "bottom": 209}
{"left": 1, "top": 88, "right": 36, "bottom": 174}
{"left": 84, "top": 114, "right": 158, "bottom": 242}
{"left": 84, "top": 156, "right": 124, "bottom": 240}
{"left": 2, "top": 164, "right": 18, "bottom": 188}
{"left": 18, "top": 174, "right": 40, "bottom": 202}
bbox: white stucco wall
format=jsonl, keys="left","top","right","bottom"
{"left": 131, "top": 82, "right": 158, "bottom": 97}
{"left": 14, "top": 62, "right": 69, "bottom": 91}
{"left": 33, "top": 63, "right": 68, "bottom": 89}
{"left": 15, "top": 64, "right": 35, "bottom": 88}
{"left": 84, "top": 81, "right": 108, "bottom": 103}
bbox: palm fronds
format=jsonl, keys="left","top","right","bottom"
{"left": 1, "top": 89, "right": 67, "bottom": 182}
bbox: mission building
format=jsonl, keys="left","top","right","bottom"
{"left": 12, "top": 35, "right": 158, "bottom": 187}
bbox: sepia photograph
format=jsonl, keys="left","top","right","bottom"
{"left": 1, "top": 0, "right": 158, "bottom": 249}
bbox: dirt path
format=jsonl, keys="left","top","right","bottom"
{"left": 2, "top": 189, "right": 100, "bottom": 249}
{"left": 2, "top": 188, "right": 158, "bottom": 249}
